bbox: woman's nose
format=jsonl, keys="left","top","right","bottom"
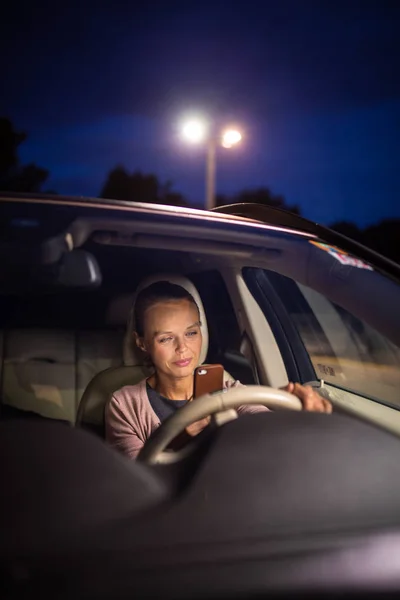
{"left": 175, "top": 338, "right": 187, "bottom": 353}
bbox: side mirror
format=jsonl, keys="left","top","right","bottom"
{"left": 56, "top": 250, "right": 102, "bottom": 288}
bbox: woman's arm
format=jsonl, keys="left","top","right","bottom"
{"left": 105, "top": 396, "right": 145, "bottom": 459}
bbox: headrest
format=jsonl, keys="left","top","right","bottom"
{"left": 123, "top": 274, "right": 209, "bottom": 367}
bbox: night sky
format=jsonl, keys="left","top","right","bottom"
{"left": 1, "top": 0, "right": 399, "bottom": 226}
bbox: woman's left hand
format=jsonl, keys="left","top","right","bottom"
{"left": 282, "top": 382, "right": 332, "bottom": 413}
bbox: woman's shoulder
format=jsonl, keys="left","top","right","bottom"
{"left": 110, "top": 378, "right": 148, "bottom": 408}
{"left": 105, "top": 377, "right": 158, "bottom": 440}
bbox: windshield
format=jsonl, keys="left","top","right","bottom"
{"left": 1, "top": 199, "right": 400, "bottom": 418}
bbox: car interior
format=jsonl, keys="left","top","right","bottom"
{"left": 0, "top": 250, "right": 254, "bottom": 427}
{"left": 1, "top": 202, "right": 399, "bottom": 431}
{"left": 2, "top": 197, "right": 400, "bottom": 598}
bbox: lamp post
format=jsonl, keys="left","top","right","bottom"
{"left": 205, "top": 138, "right": 216, "bottom": 211}
{"left": 181, "top": 119, "right": 242, "bottom": 210}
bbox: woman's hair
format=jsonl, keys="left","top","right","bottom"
{"left": 134, "top": 281, "right": 200, "bottom": 337}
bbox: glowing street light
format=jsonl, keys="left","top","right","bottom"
{"left": 181, "top": 119, "right": 242, "bottom": 210}
{"left": 221, "top": 129, "right": 242, "bottom": 148}
{"left": 182, "top": 119, "right": 207, "bottom": 144}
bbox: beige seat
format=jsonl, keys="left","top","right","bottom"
{"left": 1, "top": 328, "right": 124, "bottom": 424}
{"left": 76, "top": 274, "right": 227, "bottom": 436}
{"left": 3, "top": 329, "right": 76, "bottom": 422}
{"left": 76, "top": 330, "right": 124, "bottom": 402}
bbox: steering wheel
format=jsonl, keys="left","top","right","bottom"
{"left": 137, "top": 385, "right": 302, "bottom": 465}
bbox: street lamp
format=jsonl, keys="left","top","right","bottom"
{"left": 182, "top": 120, "right": 208, "bottom": 144}
{"left": 181, "top": 119, "right": 242, "bottom": 210}
{"left": 221, "top": 129, "right": 242, "bottom": 149}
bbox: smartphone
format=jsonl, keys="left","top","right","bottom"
{"left": 193, "top": 364, "right": 224, "bottom": 398}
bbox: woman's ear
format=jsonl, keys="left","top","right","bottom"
{"left": 134, "top": 332, "right": 146, "bottom": 353}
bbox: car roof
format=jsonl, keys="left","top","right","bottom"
{"left": 0, "top": 191, "right": 314, "bottom": 232}
{"left": 1, "top": 191, "right": 399, "bottom": 281}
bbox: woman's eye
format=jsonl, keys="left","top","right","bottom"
{"left": 186, "top": 330, "right": 198, "bottom": 337}
{"left": 159, "top": 337, "right": 172, "bottom": 344}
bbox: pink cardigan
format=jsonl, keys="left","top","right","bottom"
{"left": 105, "top": 378, "right": 268, "bottom": 459}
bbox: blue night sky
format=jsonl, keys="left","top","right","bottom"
{"left": 1, "top": 0, "right": 399, "bottom": 227}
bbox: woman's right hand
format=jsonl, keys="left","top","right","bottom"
{"left": 185, "top": 380, "right": 240, "bottom": 436}
{"left": 186, "top": 416, "right": 211, "bottom": 437}
{"left": 168, "top": 416, "right": 210, "bottom": 451}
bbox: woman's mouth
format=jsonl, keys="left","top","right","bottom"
{"left": 174, "top": 358, "right": 192, "bottom": 367}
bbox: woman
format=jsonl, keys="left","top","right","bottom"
{"left": 106, "top": 281, "right": 332, "bottom": 459}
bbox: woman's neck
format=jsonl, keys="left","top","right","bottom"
{"left": 149, "top": 372, "right": 194, "bottom": 401}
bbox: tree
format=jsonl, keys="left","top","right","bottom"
{"left": 330, "top": 218, "right": 400, "bottom": 265}
{"left": 0, "top": 117, "right": 52, "bottom": 193}
{"left": 329, "top": 221, "right": 364, "bottom": 243}
{"left": 100, "top": 166, "right": 188, "bottom": 207}
{"left": 363, "top": 220, "right": 400, "bottom": 265}
{"left": 100, "top": 165, "right": 135, "bottom": 201}
{"left": 216, "top": 186, "right": 301, "bottom": 215}
{"left": 0, "top": 117, "right": 26, "bottom": 178}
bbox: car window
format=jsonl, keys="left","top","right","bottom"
{"left": 191, "top": 270, "right": 257, "bottom": 384}
{"left": 244, "top": 268, "right": 400, "bottom": 408}
{"left": 191, "top": 271, "right": 241, "bottom": 353}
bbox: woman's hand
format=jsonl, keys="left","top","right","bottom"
{"left": 186, "top": 416, "right": 211, "bottom": 437}
{"left": 282, "top": 382, "right": 332, "bottom": 413}
{"left": 167, "top": 416, "right": 211, "bottom": 449}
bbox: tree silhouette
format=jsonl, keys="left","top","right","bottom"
{"left": 0, "top": 117, "right": 26, "bottom": 178}
{"left": 330, "top": 219, "right": 400, "bottom": 265}
{"left": 328, "top": 221, "right": 364, "bottom": 243}
{"left": 216, "top": 187, "right": 301, "bottom": 215}
{"left": 363, "top": 220, "right": 400, "bottom": 265}
{"left": 100, "top": 166, "right": 188, "bottom": 207}
{"left": 0, "top": 117, "right": 52, "bottom": 193}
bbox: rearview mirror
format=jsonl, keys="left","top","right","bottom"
{"left": 56, "top": 250, "right": 102, "bottom": 288}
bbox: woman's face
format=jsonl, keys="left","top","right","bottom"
{"left": 137, "top": 299, "right": 202, "bottom": 379}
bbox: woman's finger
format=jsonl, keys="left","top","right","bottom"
{"left": 291, "top": 383, "right": 331, "bottom": 413}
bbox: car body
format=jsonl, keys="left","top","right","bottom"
{"left": 1, "top": 192, "right": 400, "bottom": 598}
